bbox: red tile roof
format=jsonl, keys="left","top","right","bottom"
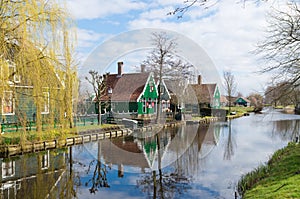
{"left": 189, "top": 83, "right": 217, "bottom": 104}
{"left": 101, "top": 72, "right": 150, "bottom": 102}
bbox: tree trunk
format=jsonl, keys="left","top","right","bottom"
{"left": 98, "top": 102, "right": 101, "bottom": 125}
{"left": 156, "top": 62, "right": 163, "bottom": 124}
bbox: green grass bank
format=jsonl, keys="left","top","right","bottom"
{"left": 0, "top": 124, "right": 119, "bottom": 145}
{"left": 238, "top": 142, "right": 300, "bottom": 199}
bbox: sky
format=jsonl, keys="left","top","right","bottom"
{"left": 65, "top": 0, "right": 290, "bottom": 96}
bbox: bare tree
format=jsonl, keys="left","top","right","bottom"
{"left": 143, "top": 32, "right": 194, "bottom": 122}
{"left": 258, "top": 3, "right": 300, "bottom": 101}
{"left": 223, "top": 71, "right": 237, "bottom": 114}
{"left": 168, "top": 0, "right": 266, "bottom": 18}
{"left": 85, "top": 71, "right": 109, "bottom": 125}
{"left": 265, "top": 82, "right": 300, "bottom": 107}
{"left": 247, "top": 92, "right": 263, "bottom": 108}
{"left": 143, "top": 32, "right": 177, "bottom": 123}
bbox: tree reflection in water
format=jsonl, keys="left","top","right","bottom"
{"left": 137, "top": 132, "right": 192, "bottom": 199}
{"left": 136, "top": 123, "right": 220, "bottom": 198}
{"left": 273, "top": 120, "right": 300, "bottom": 142}
{"left": 85, "top": 140, "right": 110, "bottom": 193}
{"left": 223, "top": 119, "right": 236, "bottom": 161}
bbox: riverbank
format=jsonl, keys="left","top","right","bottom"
{"left": 0, "top": 117, "right": 223, "bottom": 157}
{"left": 237, "top": 142, "right": 300, "bottom": 198}
{"left": 0, "top": 120, "right": 187, "bottom": 157}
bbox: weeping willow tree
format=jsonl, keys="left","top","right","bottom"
{"left": 0, "top": 0, "right": 77, "bottom": 141}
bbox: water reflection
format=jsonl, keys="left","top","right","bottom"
{"left": 272, "top": 120, "right": 300, "bottom": 142}
{"left": 0, "top": 149, "right": 73, "bottom": 199}
{"left": 1, "top": 111, "right": 300, "bottom": 199}
{"left": 223, "top": 120, "right": 236, "bottom": 161}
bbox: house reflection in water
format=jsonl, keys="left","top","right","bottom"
{"left": 0, "top": 149, "right": 68, "bottom": 199}
{"left": 0, "top": 123, "right": 222, "bottom": 198}
{"left": 99, "top": 123, "right": 221, "bottom": 178}
{"left": 100, "top": 130, "right": 172, "bottom": 176}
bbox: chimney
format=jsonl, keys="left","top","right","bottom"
{"left": 117, "top": 61, "right": 123, "bottom": 76}
{"left": 198, "top": 75, "right": 202, "bottom": 85}
{"left": 140, "top": 64, "right": 146, "bottom": 73}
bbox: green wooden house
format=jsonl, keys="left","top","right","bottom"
{"left": 100, "top": 62, "right": 159, "bottom": 118}
{"left": 235, "top": 97, "right": 250, "bottom": 107}
{"left": 190, "top": 75, "right": 221, "bottom": 109}
{"left": 0, "top": 43, "right": 68, "bottom": 132}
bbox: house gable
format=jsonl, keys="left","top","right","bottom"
{"left": 137, "top": 73, "right": 158, "bottom": 102}
{"left": 235, "top": 97, "right": 250, "bottom": 107}
{"left": 212, "top": 86, "right": 221, "bottom": 109}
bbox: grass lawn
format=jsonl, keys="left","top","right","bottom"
{"left": 238, "top": 142, "right": 300, "bottom": 199}
{"left": 223, "top": 106, "right": 254, "bottom": 115}
{"left": 0, "top": 123, "right": 120, "bottom": 145}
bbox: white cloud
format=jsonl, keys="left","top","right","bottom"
{"left": 77, "top": 28, "right": 104, "bottom": 48}
{"left": 66, "top": 0, "right": 146, "bottom": 19}
{"left": 126, "top": 0, "right": 282, "bottom": 95}
{"left": 70, "top": 0, "right": 293, "bottom": 95}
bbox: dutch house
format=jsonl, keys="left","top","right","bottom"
{"left": 100, "top": 62, "right": 159, "bottom": 119}
{"left": 188, "top": 75, "right": 222, "bottom": 116}
{"left": 0, "top": 41, "right": 71, "bottom": 133}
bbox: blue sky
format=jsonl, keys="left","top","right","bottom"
{"left": 65, "top": 0, "right": 289, "bottom": 96}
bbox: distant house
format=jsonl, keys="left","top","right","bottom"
{"left": 100, "top": 62, "right": 159, "bottom": 118}
{"left": 235, "top": 97, "right": 251, "bottom": 107}
{"left": 189, "top": 75, "right": 221, "bottom": 109}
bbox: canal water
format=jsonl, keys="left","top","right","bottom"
{"left": 1, "top": 109, "right": 300, "bottom": 199}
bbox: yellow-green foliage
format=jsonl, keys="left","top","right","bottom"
{"left": 0, "top": 0, "right": 77, "bottom": 139}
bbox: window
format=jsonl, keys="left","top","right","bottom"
{"left": 142, "top": 98, "right": 146, "bottom": 113}
{"left": 148, "top": 98, "right": 152, "bottom": 108}
{"left": 2, "top": 161, "right": 15, "bottom": 178}
{"left": 8, "top": 62, "right": 20, "bottom": 83}
{"left": 160, "top": 85, "right": 164, "bottom": 94}
{"left": 2, "top": 91, "right": 14, "bottom": 115}
{"left": 42, "top": 92, "right": 49, "bottom": 114}
{"left": 41, "top": 151, "right": 50, "bottom": 170}
{"left": 150, "top": 85, "right": 154, "bottom": 92}
{"left": 153, "top": 99, "right": 157, "bottom": 113}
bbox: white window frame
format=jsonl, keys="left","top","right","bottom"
{"left": 41, "top": 91, "right": 49, "bottom": 114}
{"left": 2, "top": 91, "right": 15, "bottom": 115}
{"left": 150, "top": 85, "right": 154, "bottom": 92}
{"left": 2, "top": 160, "right": 15, "bottom": 179}
{"left": 142, "top": 98, "right": 146, "bottom": 113}
{"left": 8, "top": 61, "right": 20, "bottom": 84}
{"left": 41, "top": 151, "right": 50, "bottom": 170}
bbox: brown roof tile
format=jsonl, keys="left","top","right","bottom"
{"left": 189, "top": 83, "right": 216, "bottom": 103}
{"left": 101, "top": 72, "right": 150, "bottom": 102}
